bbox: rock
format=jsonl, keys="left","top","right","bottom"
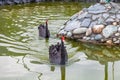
{"left": 109, "top": 8, "right": 118, "bottom": 14}
{"left": 115, "top": 33, "right": 120, "bottom": 37}
{"left": 86, "top": 37, "right": 91, "bottom": 40}
{"left": 116, "top": 14, "right": 120, "bottom": 19}
{"left": 118, "top": 11, "right": 120, "bottom": 13}
{"left": 81, "top": 18, "right": 91, "bottom": 28}
{"left": 100, "top": 0, "right": 107, "bottom": 4}
{"left": 87, "top": 3, "right": 107, "bottom": 14}
{"left": 88, "top": 3, "right": 106, "bottom": 11}
{"left": 73, "top": 35, "right": 81, "bottom": 39}
{"left": 94, "top": 34, "right": 103, "bottom": 40}
{"left": 106, "top": 18, "right": 115, "bottom": 22}
{"left": 86, "top": 28, "right": 92, "bottom": 36}
{"left": 0, "top": 1, "right": 3, "bottom": 5}
{"left": 106, "top": 21, "right": 113, "bottom": 25}
{"left": 14, "top": 0, "right": 22, "bottom": 4}
{"left": 101, "top": 39, "right": 105, "bottom": 42}
{"left": 97, "top": 17, "right": 104, "bottom": 24}
{"left": 22, "top": 0, "right": 27, "bottom": 3}
{"left": 6, "top": 0, "right": 13, "bottom": 5}
{"left": 72, "top": 28, "right": 87, "bottom": 34}
{"left": 83, "top": 36, "right": 87, "bottom": 40}
{"left": 118, "top": 27, "right": 120, "bottom": 32}
{"left": 92, "top": 25, "right": 105, "bottom": 34}
{"left": 111, "top": 2, "right": 120, "bottom": 9}
{"left": 112, "top": 22, "right": 118, "bottom": 26}
{"left": 88, "top": 10, "right": 107, "bottom": 14}
{"left": 92, "top": 14, "right": 101, "bottom": 20}
{"left": 102, "top": 25, "right": 118, "bottom": 38}
{"left": 82, "top": 36, "right": 90, "bottom": 40}
{"left": 64, "top": 20, "right": 81, "bottom": 31}
{"left": 66, "top": 32, "right": 72, "bottom": 38}
{"left": 118, "top": 38, "right": 120, "bottom": 40}
{"left": 102, "top": 13, "right": 109, "bottom": 19}
{"left": 113, "top": 38, "right": 117, "bottom": 42}
{"left": 58, "top": 29, "right": 67, "bottom": 35}
{"left": 106, "top": 40, "right": 113, "bottom": 45}
{"left": 89, "top": 21, "right": 97, "bottom": 28}
{"left": 106, "top": 6, "right": 112, "bottom": 10}
{"left": 114, "top": 40, "right": 120, "bottom": 44}
{"left": 115, "top": 19, "right": 120, "bottom": 22}
{"left": 85, "top": 13, "right": 92, "bottom": 18}
{"left": 35, "top": 0, "right": 42, "bottom": 2}
{"left": 78, "top": 12, "right": 87, "bottom": 19}
{"left": 60, "top": 26, "right": 65, "bottom": 30}
{"left": 91, "top": 37, "right": 95, "bottom": 40}
{"left": 111, "top": 15, "right": 116, "bottom": 19}
{"left": 70, "top": 13, "right": 79, "bottom": 20}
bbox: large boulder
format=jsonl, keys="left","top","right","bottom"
{"left": 58, "top": 2, "right": 120, "bottom": 45}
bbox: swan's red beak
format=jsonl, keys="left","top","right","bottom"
{"left": 61, "top": 36, "right": 65, "bottom": 42}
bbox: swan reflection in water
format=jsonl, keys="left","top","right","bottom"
{"left": 66, "top": 39, "right": 120, "bottom": 80}
{"left": 11, "top": 38, "right": 119, "bottom": 80}
{"left": 50, "top": 65, "right": 66, "bottom": 80}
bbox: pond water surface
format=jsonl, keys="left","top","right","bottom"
{"left": 0, "top": 2, "right": 120, "bottom": 80}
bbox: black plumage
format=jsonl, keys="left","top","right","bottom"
{"left": 49, "top": 37, "right": 68, "bottom": 65}
{"left": 38, "top": 20, "right": 50, "bottom": 38}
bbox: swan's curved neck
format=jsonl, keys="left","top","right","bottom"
{"left": 45, "top": 20, "right": 49, "bottom": 38}
{"left": 60, "top": 38, "right": 66, "bottom": 65}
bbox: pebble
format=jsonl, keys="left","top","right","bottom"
{"left": 86, "top": 37, "right": 91, "bottom": 40}
{"left": 94, "top": 34, "right": 103, "bottom": 40}
{"left": 106, "top": 40, "right": 113, "bottom": 45}
{"left": 72, "top": 28, "right": 87, "bottom": 34}
{"left": 102, "top": 25, "right": 118, "bottom": 38}
{"left": 58, "top": 30, "right": 67, "bottom": 35}
{"left": 113, "top": 38, "right": 117, "bottom": 42}
{"left": 60, "top": 26, "right": 65, "bottom": 30}
{"left": 81, "top": 18, "right": 91, "bottom": 27}
{"left": 114, "top": 40, "right": 120, "bottom": 44}
{"left": 86, "top": 27, "right": 92, "bottom": 36}
{"left": 115, "top": 33, "right": 120, "bottom": 36}
{"left": 92, "top": 25, "right": 105, "bottom": 34}
{"left": 118, "top": 27, "right": 120, "bottom": 32}
{"left": 112, "top": 22, "right": 118, "bottom": 26}
{"left": 66, "top": 32, "right": 72, "bottom": 37}
{"left": 64, "top": 20, "right": 81, "bottom": 31}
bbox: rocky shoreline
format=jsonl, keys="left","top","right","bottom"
{"left": 0, "top": 0, "right": 43, "bottom": 5}
{"left": 58, "top": 2, "right": 120, "bottom": 45}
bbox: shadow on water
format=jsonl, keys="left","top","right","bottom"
{"left": 50, "top": 65, "right": 66, "bottom": 80}
{"left": 67, "top": 39, "right": 120, "bottom": 80}
{"left": 22, "top": 55, "right": 43, "bottom": 80}
{"left": 104, "top": 62, "right": 114, "bottom": 80}
{"left": 67, "top": 39, "right": 120, "bottom": 64}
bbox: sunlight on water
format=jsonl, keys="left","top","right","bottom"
{"left": 0, "top": 2, "right": 120, "bottom": 80}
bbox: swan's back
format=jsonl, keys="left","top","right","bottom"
{"left": 49, "top": 43, "right": 61, "bottom": 64}
{"left": 49, "top": 41, "right": 68, "bottom": 65}
{"left": 38, "top": 24, "right": 46, "bottom": 38}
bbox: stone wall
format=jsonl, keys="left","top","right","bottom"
{"left": 58, "top": 2, "right": 120, "bottom": 45}
{"left": 0, "top": 0, "right": 44, "bottom": 5}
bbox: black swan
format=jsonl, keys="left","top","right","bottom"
{"left": 49, "top": 36, "right": 68, "bottom": 65}
{"left": 38, "top": 20, "right": 50, "bottom": 38}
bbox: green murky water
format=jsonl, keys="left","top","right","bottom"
{"left": 0, "top": 2, "right": 120, "bottom": 80}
